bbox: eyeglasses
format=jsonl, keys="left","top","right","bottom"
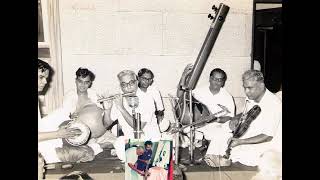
{"left": 210, "top": 77, "right": 225, "bottom": 82}
{"left": 140, "top": 77, "right": 153, "bottom": 82}
{"left": 120, "top": 80, "right": 137, "bottom": 88}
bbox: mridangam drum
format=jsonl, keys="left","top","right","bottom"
{"left": 65, "top": 121, "right": 91, "bottom": 146}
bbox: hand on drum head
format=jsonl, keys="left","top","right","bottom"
{"left": 57, "top": 125, "right": 82, "bottom": 139}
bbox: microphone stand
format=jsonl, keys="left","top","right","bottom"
{"left": 127, "top": 95, "right": 142, "bottom": 139}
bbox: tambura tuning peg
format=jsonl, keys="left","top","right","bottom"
{"left": 212, "top": 5, "right": 218, "bottom": 11}
{"left": 208, "top": 14, "right": 214, "bottom": 20}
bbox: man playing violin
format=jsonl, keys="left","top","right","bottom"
{"left": 204, "top": 70, "right": 282, "bottom": 167}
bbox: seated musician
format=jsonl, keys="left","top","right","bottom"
{"left": 104, "top": 70, "right": 161, "bottom": 141}
{"left": 176, "top": 64, "right": 235, "bottom": 151}
{"left": 203, "top": 70, "right": 282, "bottom": 167}
{"left": 38, "top": 66, "right": 125, "bottom": 166}
{"left": 38, "top": 59, "right": 85, "bottom": 179}
{"left": 137, "top": 68, "right": 166, "bottom": 128}
{"left": 61, "top": 68, "right": 124, "bottom": 158}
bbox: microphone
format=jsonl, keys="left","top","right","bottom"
{"left": 127, "top": 95, "right": 139, "bottom": 109}
{"left": 126, "top": 95, "right": 142, "bottom": 138}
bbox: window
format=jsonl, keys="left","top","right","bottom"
{"left": 38, "top": 0, "right": 50, "bottom": 48}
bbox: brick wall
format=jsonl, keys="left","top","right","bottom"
{"left": 59, "top": 0, "right": 253, "bottom": 114}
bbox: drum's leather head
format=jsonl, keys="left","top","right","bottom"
{"left": 65, "top": 122, "right": 91, "bottom": 146}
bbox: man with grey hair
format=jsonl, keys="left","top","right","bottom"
{"left": 204, "top": 70, "right": 281, "bottom": 167}
{"left": 103, "top": 70, "right": 161, "bottom": 141}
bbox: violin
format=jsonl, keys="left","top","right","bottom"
{"left": 224, "top": 105, "right": 261, "bottom": 158}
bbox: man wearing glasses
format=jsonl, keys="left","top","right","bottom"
{"left": 177, "top": 65, "right": 235, "bottom": 159}
{"left": 104, "top": 70, "right": 161, "bottom": 141}
{"left": 137, "top": 68, "right": 166, "bottom": 130}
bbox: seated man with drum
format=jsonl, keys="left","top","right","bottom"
{"left": 203, "top": 70, "right": 282, "bottom": 167}
{"left": 38, "top": 60, "right": 90, "bottom": 179}
{"left": 39, "top": 67, "right": 125, "bottom": 165}
{"left": 176, "top": 65, "right": 235, "bottom": 156}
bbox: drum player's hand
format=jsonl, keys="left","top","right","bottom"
{"left": 57, "top": 125, "right": 82, "bottom": 139}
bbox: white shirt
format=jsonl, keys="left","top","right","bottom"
{"left": 192, "top": 86, "right": 235, "bottom": 117}
{"left": 111, "top": 88, "right": 161, "bottom": 140}
{"left": 38, "top": 103, "right": 69, "bottom": 132}
{"left": 145, "top": 85, "right": 165, "bottom": 111}
{"left": 241, "top": 89, "right": 282, "bottom": 139}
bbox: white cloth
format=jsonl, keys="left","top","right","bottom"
{"left": 147, "top": 85, "right": 165, "bottom": 111}
{"left": 207, "top": 89, "right": 282, "bottom": 166}
{"left": 111, "top": 88, "right": 161, "bottom": 141}
{"left": 38, "top": 88, "right": 116, "bottom": 163}
{"left": 190, "top": 87, "right": 235, "bottom": 140}
{"left": 38, "top": 104, "right": 64, "bottom": 163}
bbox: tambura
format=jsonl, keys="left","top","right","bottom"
{"left": 65, "top": 121, "right": 91, "bottom": 146}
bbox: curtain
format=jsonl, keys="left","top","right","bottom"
{"left": 45, "top": 0, "right": 64, "bottom": 113}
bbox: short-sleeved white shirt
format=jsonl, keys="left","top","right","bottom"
{"left": 192, "top": 86, "right": 235, "bottom": 117}
{"left": 241, "top": 89, "right": 282, "bottom": 139}
{"left": 146, "top": 85, "right": 165, "bottom": 111}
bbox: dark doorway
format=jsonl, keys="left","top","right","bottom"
{"left": 253, "top": 1, "right": 282, "bottom": 93}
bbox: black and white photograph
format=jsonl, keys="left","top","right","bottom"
{"left": 38, "top": 0, "right": 282, "bottom": 179}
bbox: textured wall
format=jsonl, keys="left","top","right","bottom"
{"left": 59, "top": 0, "right": 253, "bottom": 114}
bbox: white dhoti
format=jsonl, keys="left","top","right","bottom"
{"left": 230, "top": 142, "right": 272, "bottom": 166}
{"left": 38, "top": 139, "right": 63, "bottom": 164}
{"left": 196, "top": 122, "right": 230, "bottom": 140}
{"left": 143, "top": 123, "right": 161, "bottom": 142}
{"left": 205, "top": 126, "right": 233, "bottom": 156}
{"left": 89, "top": 131, "right": 126, "bottom": 162}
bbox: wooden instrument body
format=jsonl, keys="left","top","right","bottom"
{"left": 224, "top": 105, "right": 261, "bottom": 158}
{"left": 174, "top": 91, "right": 211, "bottom": 126}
